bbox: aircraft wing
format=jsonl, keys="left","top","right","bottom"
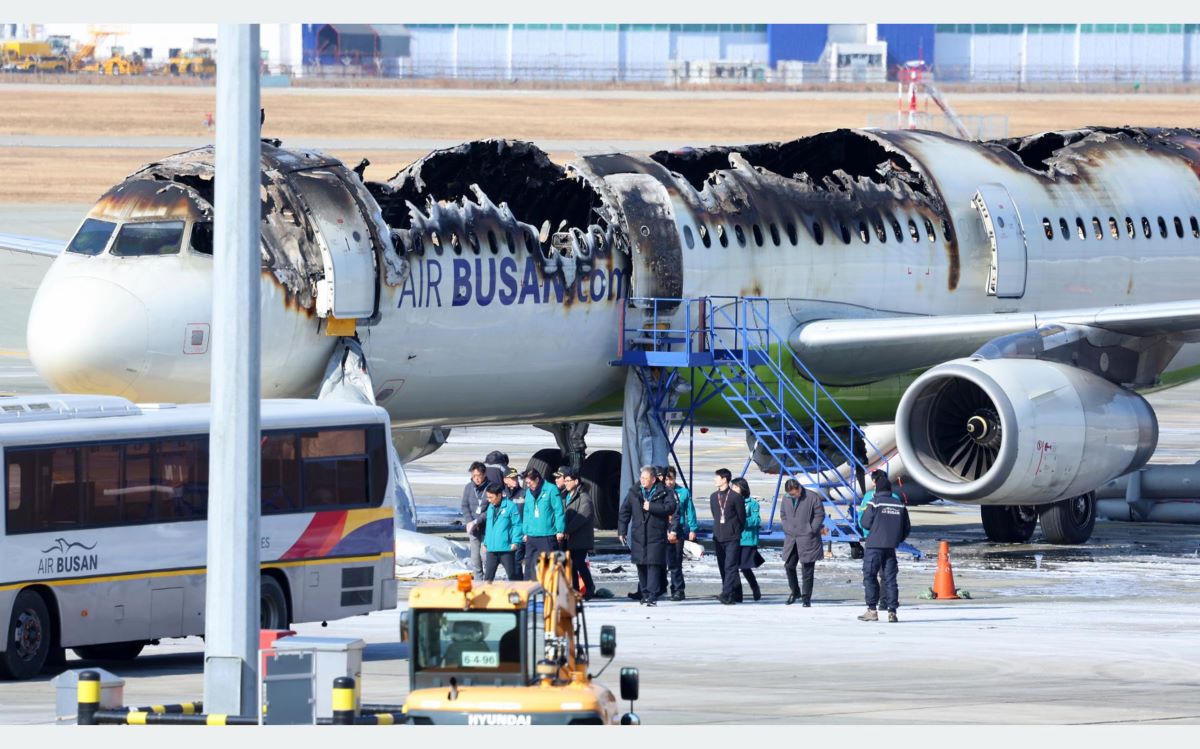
{"left": 0, "top": 233, "right": 63, "bottom": 259}
{"left": 789, "top": 299, "right": 1200, "bottom": 385}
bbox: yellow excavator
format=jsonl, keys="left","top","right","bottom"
{"left": 400, "top": 551, "right": 640, "bottom": 725}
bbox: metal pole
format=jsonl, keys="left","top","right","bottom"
{"left": 204, "top": 23, "right": 262, "bottom": 718}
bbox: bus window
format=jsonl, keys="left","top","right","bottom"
{"left": 156, "top": 438, "right": 206, "bottom": 520}
{"left": 262, "top": 433, "right": 300, "bottom": 514}
{"left": 301, "top": 428, "right": 370, "bottom": 509}
{"left": 122, "top": 442, "right": 155, "bottom": 522}
{"left": 81, "top": 444, "right": 121, "bottom": 526}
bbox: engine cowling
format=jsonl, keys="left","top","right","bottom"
{"left": 895, "top": 358, "right": 1157, "bottom": 505}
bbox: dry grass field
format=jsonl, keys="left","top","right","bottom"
{"left": 1, "top": 86, "right": 1198, "bottom": 204}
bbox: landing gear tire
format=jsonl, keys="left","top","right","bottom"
{"left": 260, "top": 574, "right": 290, "bottom": 630}
{"left": 981, "top": 505, "right": 1038, "bottom": 543}
{"left": 525, "top": 448, "right": 564, "bottom": 483}
{"left": 0, "top": 590, "right": 53, "bottom": 680}
{"left": 581, "top": 449, "right": 623, "bottom": 531}
{"left": 1039, "top": 492, "right": 1097, "bottom": 545}
{"left": 73, "top": 641, "right": 146, "bottom": 661}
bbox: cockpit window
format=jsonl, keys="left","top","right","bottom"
{"left": 110, "top": 221, "right": 185, "bottom": 257}
{"left": 190, "top": 222, "right": 213, "bottom": 255}
{"left": 66, "top": 218, "right": 116, "bottom": 256}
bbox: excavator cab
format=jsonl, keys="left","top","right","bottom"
{"left": 400, "top": 558, "right": 639, "bottom": 724}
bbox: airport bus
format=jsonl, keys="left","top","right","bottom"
{"left": 0, "top": 395, "right": 398, "bottom": 680}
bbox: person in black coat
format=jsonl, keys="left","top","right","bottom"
{"left": 560, "top": 467, "right": 596, "bottom": 600}
{"left": 618, "top": 465, "right": 678, "bottom": 606}
{"left": 779, "top": 478, "right": 826, "bottom": 606}
{"left": 709, "top": 468, "right": 746, "bottom": 604}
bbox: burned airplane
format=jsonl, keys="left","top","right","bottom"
{"left": 13, "top": 126, "right": 1200, "bottom": 544}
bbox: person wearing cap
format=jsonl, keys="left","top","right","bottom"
{"left": 662, "top": 466, "right": 696, "bottom": 601}
{"left": 460, "top": 461, "right": 490, "bottom": 578}
{"left": 559, "top": 467, "right": 596, "bottom": 599}
{"left": 521, "top": 467, "right": 566, "bottom": 581}
{"left": 553, "top": 466, "right": 569, "bottom": 495}
{"left": 502, "top": 467, "right": 527, "bottom": 568}
{"left": 858, "top": 471, "right": 911, "bottom": 623}
{"left": 780, "top": 478, "right": 825, "bottom": 606}
{"left": 618, "top": 465, "right": 678, "bottom": 606}
{"left": 480, "top": 483, "right": 523, "bottom": 582}
{"left": 484, "top": 450, "right": 510, "bottom": 485}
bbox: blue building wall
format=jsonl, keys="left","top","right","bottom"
{"left": 876, "top": 24, "right": 934, "bottom": 68}
{"left": 766, "top": 24, "right": 828, "bottom": 66}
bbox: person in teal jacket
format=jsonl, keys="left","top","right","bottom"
{"left": 480, "top": 484, "right": 524, "bottom": 581}
{"left": 663, "top": 467, "right": 697, "bottom": 601}
{"left": 521, "top": 467, "right": 565, "bottom": 581}
{"left": 732, "top": 477, "right": 763, "bottom": 602}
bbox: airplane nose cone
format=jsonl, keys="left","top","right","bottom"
{"left": 27, "top": 276, "right": 149, "bottom": 397}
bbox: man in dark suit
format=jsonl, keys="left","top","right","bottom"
{"left": 617, "top": 465, "right": 678, "bottom": 606}
{"left": 780, "top": 478, "right": 826, "bottom": 606}
{"left": 709, "top": 468, "right": 745, "bottom": 604}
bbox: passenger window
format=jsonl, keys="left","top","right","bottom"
{"left": 189, "top": 222, "right": 213, "bottom": 255}
{"left": 839, "top": 222, "right": 851, "bottom": 245}
{"left": 1158, "top": 216, "right": 1168, "bottom": 238}
{"left": 1059, "top": 218, "right": 1070, "bottom": 240}
{"left": 942, "top": 219, "right": 953, "bottom": 243}
{"left": 262, "top": 433, "right": 301, "bottom": 515}
{"left": 486, "top": 230, "right": 499, "bottom": 254}
{"left": 907, "top": 219, "right": 919, "bottom": 243}
{"left": 734, "top": 225, "right": 746, "bottom": 247}
{"left": 467, "top": 232, "right": 480, "bottom": 253}
{"left": 111, "top": 220, "right": 186, "bottom": 257}
{"left": 716, "top": 224, "right": 728, "bottom": 247}
{"left": 81, "top": 444, "right": 121, "bottom": 525}
{"left": 157, "top": 438, "right": 206, "bottom": 520}
{"left": 1108, "top": 217, "right": 1119, "bottom": 239}
{"left": 121, "top": 442, "right": 155, "bottom": 523}
{"left": 768, "top": 223, "right": 781, "bottom": 246}
{"left": 1043, "top": 217, "right": 1054, "bottom": 240}
{"left": 785, "top": 222, "right": 798, "bottom": 245}
{"left": 1075, "top": 218, "right": 1086, "bottom": 240}
{"left": 751, "top": 224, "right": 763, "bottom": 247}
{"left": 66, "top": 218, "right": 117, "bottom": 256}
{"left": 430, "top": 230, "right": 442, "bottom": 254}
{"left": 1192, "top": 217, "right": 1200, "bottom": 238}
{"left": 857, "top": 221, "right": 870, "bottom": 244}
{"left": 923, "top": 218, "right": 937, "bottom": 242}
{"left": 6, "top": 448, "right": 78, "bottom": 532}
{"left": 1125, "top": 217, "right": 1135, "bottom": 238}
{"left": 1174, "top": 216, "right": 1184, "bottom": 238}
{"left": 451, "top": 233, "right": 463, "bottom": 255}
{"left": 872, "top": 217, "right": 887, "bottom": 243}
{"left": 890, "top": 215, "right": 903, "bottom": 242}
{"left": 682, "top": 225, "right": 695, "bottom": 249}
{"left": 300, "top": 429, "right": 370, "bottom": 509}
{"left": 698, "top": 224, "right": 711, "bottom": 248}
{"left": 811, "top": 221, "right": 823, "bottom": 246}
{"left": 1142, "top": 217, "right": 1152, "bottom": 238}
{"left": 1091, "top": 217, "right": 1103, "bottom": 240}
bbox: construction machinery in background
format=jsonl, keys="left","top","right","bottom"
{"left": 400, "top": 552, "right": 640, "bottom": 725}
{"left": 1, "top": 38, "right": 70, "bottom": 73}
{"left": 165, "top": 39, "right": 216, "bottom": 77}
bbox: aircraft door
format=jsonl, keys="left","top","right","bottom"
{"left": 288, "top": 168, "right": 379, "bottom": 321}
{"left": 972, "top": 184, "right": 1027, "bottom": 299}
{"left": 604, "top": 173, "right": 683, "bottom": 307}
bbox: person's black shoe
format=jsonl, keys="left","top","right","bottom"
{"left": 627, "top": 591, "right": 642, "bottom": 601}
{"left": 646, "top": 599, "right": 657, "bottom": 607}
{"left": 718, "top": 594, "right": 732, "bottom": 605}
{"left": 802, "top": 599, "right": 812, "bottom": 608}
{"left": 752, "top": 588, "right": 762, "bottom": 602}
{"left": 670, "top": 591, "right": 685, "bottom": 602}
{"left": 786, "top": 594, "right": 797, "bottom": 605}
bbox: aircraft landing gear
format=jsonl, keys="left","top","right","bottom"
{"left": 981, "top": 504, "right": 1038, "bottom": 543}
{"left": 1039, "top": 492, "right": 1097, "bottom": 545}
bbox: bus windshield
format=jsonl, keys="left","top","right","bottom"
{"left": 413, "top": 610, "right": 522, "bottom": 673}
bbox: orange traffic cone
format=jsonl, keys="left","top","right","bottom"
{"left": 932, "top": 540, "right": 960, "bottom": 599}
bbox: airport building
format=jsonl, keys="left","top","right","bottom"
{"left": 4, "top": 23, "right": 1200, "bottom": 84}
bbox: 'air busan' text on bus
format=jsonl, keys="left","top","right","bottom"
{"left": 397, "top": 258, "right": 627, "bottom": 309}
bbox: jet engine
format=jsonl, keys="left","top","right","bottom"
{"left": 895, "top": 358, "right": 1157, "bottom": 505}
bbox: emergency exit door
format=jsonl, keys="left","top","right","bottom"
{"left": 972, "top": 184, "right": 1028, "bottom": 299}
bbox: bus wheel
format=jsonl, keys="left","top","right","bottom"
{"left": 73, "top": 641, "right": 145, "bottom": 661}
{"left": 260, "top": 575, "right": 289, "bottom": 630}
{"left": 1, "top": 590, "right": 52, "bottom": 680}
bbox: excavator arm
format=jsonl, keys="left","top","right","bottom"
{"left": 534, "top": 551, "right": 582, "bottom": 680}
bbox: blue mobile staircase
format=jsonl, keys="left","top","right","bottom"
{"left": 615, "top": 296, "right": 920, "bottom": 557}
